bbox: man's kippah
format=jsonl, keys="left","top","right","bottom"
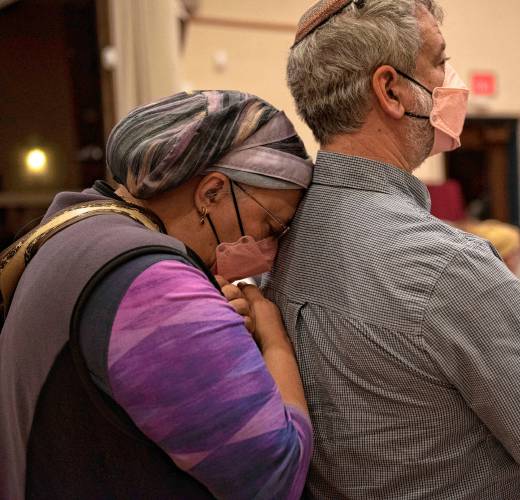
{"left": 293, "top": 0, "right": 363, "bottom": 47}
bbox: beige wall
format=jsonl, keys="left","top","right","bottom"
{"left": 440, "top": 0, "right": 520, "bottom": 116}
{"left": 196, "top": 0, "right": 314, "bottom": 24}
{"left": 183, "top": 0, "right": 316, "bottom": 155}
{"left": 183, "top": 0, "right": 520, "bottom": 180}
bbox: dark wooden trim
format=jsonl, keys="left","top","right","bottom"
{"left": 191, "top": 15, "right": 295, "bottom": 33}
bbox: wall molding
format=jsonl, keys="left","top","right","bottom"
{"left": 191, "top": 15, "right": 295, "bottom": 33}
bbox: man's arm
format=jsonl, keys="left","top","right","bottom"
{"left": 423, "top": 238, "right": 520, "bottom": 462}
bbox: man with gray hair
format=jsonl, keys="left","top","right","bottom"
{"left": 265, "top": 0, "right": 520, "bottom": 497}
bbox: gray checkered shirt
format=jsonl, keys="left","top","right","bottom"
{"left": 264, "top": 151, "right": 520, "bottom": 499}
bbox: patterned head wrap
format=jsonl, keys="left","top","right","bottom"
{"left": 107, "top": 90, "right": 313, "bottom": 199}
{"left": 293, "top": 0, "right": 365, "bottom": 47}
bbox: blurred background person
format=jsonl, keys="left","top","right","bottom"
{"left": 429, "top": 179, "right": 520, "bottom": 275}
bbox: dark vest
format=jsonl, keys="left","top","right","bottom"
{"left": 0, "top": 194, "right": 215, "bottom": 499}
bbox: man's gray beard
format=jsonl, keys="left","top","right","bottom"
{"left": 404, "top": 86, "right": 435, "bottom": 170}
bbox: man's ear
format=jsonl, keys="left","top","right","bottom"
{"left": 372, "top": 65, "right": 406, "bottom": 120}
{"left": 194, "top": 172, "right": 228, "bottom": 213}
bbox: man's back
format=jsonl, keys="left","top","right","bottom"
{"left": 265, "top": 152, "right": 520, "bottom": 499}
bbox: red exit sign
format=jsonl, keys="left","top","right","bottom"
{"left": 470, "top": 72, "right": 496, "bottom": 96}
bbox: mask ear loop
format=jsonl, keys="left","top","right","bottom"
{"left": 230, "top": 181, "right": 246, "bottom": 236}
{"left": 394, "top": 68, "right": 433, "bottom": 120}
{"left": 405, "top": 111, "right": 430, "bottom": 120}
{"left": 205, "top": 180, "right": 245, "bottom": 245}
{"left": 206, "top": 214, "right": 221, "bottom": 245}
{"left": 395, "top": 69, "right": 433, "bottom": 95}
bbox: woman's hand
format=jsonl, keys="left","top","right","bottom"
{"left": 215, "top": 276, "right": 288, "bottom": 350}
{"left": 215, "top": 275, "right": 255, "bottom": 334}
{"left": 238, "top": 284, "right": 288, "bottom": 351}
{"left": 217, "top": 278, "right": 308, "bottom": 416}
{"left": 239, "top": 283, "right": 309, "bottom": 416}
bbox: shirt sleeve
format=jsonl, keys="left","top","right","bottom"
{"left": 422, "top": 238, "right": 520, "bottom": 462}
{"left": 107, "top": 259, "right": 312, "bottom": 499}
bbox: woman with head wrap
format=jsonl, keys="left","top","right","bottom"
{"left": 0, "top": 91, "right": 313, "bottom": 499}
{"left": 107, "top": 90, "right": 313, "bottom": 283}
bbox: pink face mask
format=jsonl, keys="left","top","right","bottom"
{"left": 206, "top": 180, "right": 288, "bottom": 282}
{"left": 211, "top": 235, "right": 278, "bottom": 282}
{"left": 398, "top": 63, "right": 469, "bottom": 156}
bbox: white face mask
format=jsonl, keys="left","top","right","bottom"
{"left": 398, "top": 63, "right": 470, "bottom": 157}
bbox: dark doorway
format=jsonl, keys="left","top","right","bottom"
{"left": 445, "top": 118, "right": 519, "bottom": 225}
{"left": 0, "top": 0, "right": 111, "bottom": 248}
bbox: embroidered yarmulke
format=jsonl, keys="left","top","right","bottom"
{"left": 293, "top": 0, "right": 363, "bottom": 46}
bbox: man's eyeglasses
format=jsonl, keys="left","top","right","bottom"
{"left": 232, "top": 182, "right": 290, "bottom": 239}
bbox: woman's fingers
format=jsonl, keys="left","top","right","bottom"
{"left": 214, "top": 277, "right": 258, "bottom": 334}
{"left": 238, "top": 284, "right": 287, "bottom": 349}
{"left": 227, "top": 297, "right": 255, "bottom": 334}
{"left": 216, "top": 275, "right": 245, "bottom": 302}
{"left": 239, "top": 283, "right": 265, "bottom": 305}
{"left": 228, "top": 298, "right": 250, "bottom": 317}
{"left": 223, "top": 285, "right": 244, "bottom": 302}
{"left": 242, "top": 315, "right": 255, "bottom": 334}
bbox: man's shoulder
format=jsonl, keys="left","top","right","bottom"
{"left": 269, "top": 193, "right": 502, "bottom": 330}
{"left": 294, "top": 185, "right": 478, "bottom": 270}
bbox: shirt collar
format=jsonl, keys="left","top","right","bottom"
{"left": 313, "top": 151, "right": 431, "bottom": 211}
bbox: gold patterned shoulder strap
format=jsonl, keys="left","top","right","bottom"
{"left": 0, "top": 200, "right": 164, "bottom": 319}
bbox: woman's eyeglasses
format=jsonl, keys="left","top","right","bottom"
{"left": 232, "top": 182, "right": 290, "bottom": 239}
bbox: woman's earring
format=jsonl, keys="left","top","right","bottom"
{"left": 199, "top": 207, "right": 208, "bottom": 225}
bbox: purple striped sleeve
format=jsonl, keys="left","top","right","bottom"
{"left": 107, "top": 260, "right": 312, "bottom": 499}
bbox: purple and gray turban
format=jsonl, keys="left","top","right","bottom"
{"left": 106, "top": 90, "right": 314, "bottom": 199}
